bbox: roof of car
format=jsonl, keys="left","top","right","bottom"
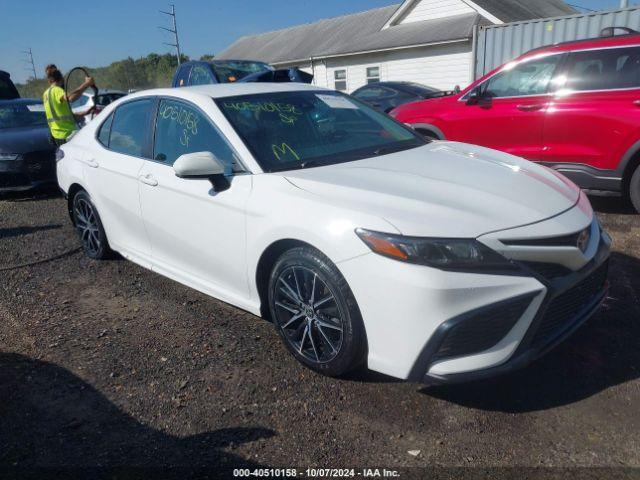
{"left": 127, "top": 83, "right": 326, "bottom": 101}
{"left": 521, "top": 32, "right": 640, "bottom": 60}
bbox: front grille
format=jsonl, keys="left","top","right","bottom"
{"left": 432, "top": 295, "right": 534, "bottom": 363}
{"left": 521, "top": 262, "right": 572, "bottom": 280}
{"left": 502, "top": 229, "right": 586, "bottom": 247}
{"left": 0, "top": 173, "right": 30, "bottom": 188}
{"left": 530, "top": 261, "right": 608, "bottom": 349}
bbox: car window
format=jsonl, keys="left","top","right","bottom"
{"left": 153, "top": 98, "right": 236, "bottom": 167}
{"left": 0, "top": 102, "right": 47, "bottom": 129}
{"left": 564, "top": 46, "right": 640, "bottom": 91}
{"left": 97, "top": 112, "right": 114, "bottom": 147}
{"left": 210, "top": 61, "right": 272, "bottom": 83}
{"left": 189, "top": 65, "right": 215, "bottom": 86}
{"left": 71, "top": 95, "right": 89, "bottom": 109}
{"left": 109, "top": 99, "right": 153, "bottom": 157}
{"left": 175, "top": 65, "right": 191, "bottom": 87}
{"left": 354, "top": 87, "right": 396, "bottom": 100}
{"left": 482, "top": 55, "right": 561, "bottom": 98}
{"left": 217, "top": 91, "right": 425, "bottom": 173}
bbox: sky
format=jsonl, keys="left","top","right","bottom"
{"left": 2, "top": 0, "right": 638, "bottom": 83}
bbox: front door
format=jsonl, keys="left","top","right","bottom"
{"left": 451, "top": 53, "right": 563, "bottom": 160}
{"left": 138, "top": 98, "right": 252, "bottom": 302}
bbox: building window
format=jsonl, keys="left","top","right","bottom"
{"left": 334, "top": 70, "right": 347, "bottom": 91}
{"left": 366, "top": 66, "right": 380, "bottom": 84}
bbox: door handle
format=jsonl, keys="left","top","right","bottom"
{"left": 80, "top": 158, "right": 99, "bottom": 168}
{"left": 139, "top": 174, "right": 158, "bottom": 187}
{"left": 517, "top": 104, "right": 544, "bottom": 112}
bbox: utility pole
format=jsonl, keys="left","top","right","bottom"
{"left": 22, "top": 47, "right": 37, "bottom": 80}
{"left": 159, "top": 4, "right": 182, "bottom": 65}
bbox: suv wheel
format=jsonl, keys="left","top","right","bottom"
{"left": 268, "top": 247, "right": 367, "bottom": 377}
{"left": 630, "top": 165, "right": 640, "bottom": 213}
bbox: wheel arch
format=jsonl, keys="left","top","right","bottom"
{"left": 410, "top": 123, "right": 445, "bottom": 140}
{"left": 66, "top": 183, "right": 87, "bottom": 226}
{"left": 620, "top": 140, "right": 640, "bottom": 197}
{"left": 255, "top": 238, "right": 322, "bottom": 319}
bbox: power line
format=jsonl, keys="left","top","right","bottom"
{"left": 158, "top": 4, "right": 182, "bottom": 66}
{"left": 21, "top": 47, "right": 37, "bottom": 80}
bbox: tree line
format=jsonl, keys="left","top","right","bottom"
{"left": 16, "top": 53, "right": 214, "bottom": 98}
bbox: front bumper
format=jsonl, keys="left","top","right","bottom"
{"left": 0, "top": 151, "right": 57, "bottom": 192}
{"left": 338, "top": 205, "right": 611, "bottom": 383}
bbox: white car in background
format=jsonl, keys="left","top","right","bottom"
{"left": 56, "top": 83, "right": 610, "bottom": 384}
{"left": 71, "top": 89, "right": 127, "bottom": 123}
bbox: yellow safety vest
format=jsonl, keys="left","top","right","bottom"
{"left": 43, "top": 85, "right": 77, "bottom": 140}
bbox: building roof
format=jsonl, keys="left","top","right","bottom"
{"left": 217, "top": 0, "right": 576, "bottom": 65}
{"left": 472, "top": 0, "right": 577, "bottom": 23}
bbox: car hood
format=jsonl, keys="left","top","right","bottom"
{"left": 280, "top": 142, "right": 581, "bottom": 238}
{"left": 0, "top": 126, "right": 53, "bottom": 154}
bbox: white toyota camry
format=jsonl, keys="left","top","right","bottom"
{"left": 57, "top": 83, "right": 611, "bottom": 384}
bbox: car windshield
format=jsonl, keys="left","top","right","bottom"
{"left": 211, "top": 61, "right": 272, "bottom": 83}
{"left": 216, "top": 91, "right": 426, "bottom": 172}
{"left": 0, "top": 102, "right": 47, "bottom": 129}
{"left": 405, "top": 83, "right": 440, "bottom": 96}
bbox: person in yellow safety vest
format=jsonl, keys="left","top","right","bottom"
{"left": 43, "top": 64, "right": 95, "bottom": 146}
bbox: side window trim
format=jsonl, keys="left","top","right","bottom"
{"left": 150, "top": 96, "right": 248, "bottom": 173}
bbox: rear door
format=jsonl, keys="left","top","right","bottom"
{"left": 87, "top": 99, "right": 155, "bottom": 264}
{"left": 542, "top": 45, "right": 640, "bottom": 171}
{"left": 450, "top": 53, "right": 563, "bottom": 160}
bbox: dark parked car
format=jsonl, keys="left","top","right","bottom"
{"left": 352, "top": 82, "right": 446, "bottom": 113}
{"left": 0, "top": 99, "right": 57, "bottom": 193}
{"left": 172, "top": 60, "right": 313, "bottom": 88}
{"left": 0, "top": 70, "right": 20, "bottom": 100}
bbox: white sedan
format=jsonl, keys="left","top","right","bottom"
{"left": 56, "top": 83, "right": 611, "bottom": 384}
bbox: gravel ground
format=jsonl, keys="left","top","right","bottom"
{"left": 0, "top": 189, "right": 639, "bottom": 479}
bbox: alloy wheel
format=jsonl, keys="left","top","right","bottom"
{"left": 273, "top": 266, "right": 344, "bottom": 364}
{"left": 74, "top": 198, "right": 101, "bottom": 256}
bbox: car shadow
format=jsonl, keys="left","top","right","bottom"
{"left": 420, "top": 251, "right": 640, "bottom": 413}
{"left": 0, "top": 352, "right": 275, "bottom": 478}
{"left": 0, "top": 224, "right": 62, "bottom": 239}
{"left": 0, "top": 185, "right": 62, "bottom": 203}
{"left": 589, "top": 195, "right": 636, "bottom": 215}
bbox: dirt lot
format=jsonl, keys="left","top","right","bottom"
{"left": 0, "top": 189, "right": 639, "bottom": 479}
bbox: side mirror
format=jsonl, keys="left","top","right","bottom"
{"left": 173, "top": 151, "right": 226, "bottom": 178}
{"left": 466, "top": 90, "right": 480, "bottom": 106}
{"left": 173, "top": 151, "right": 232, "bottom": 192}
{"left": 453, "top": 85, "right": 461, "bottom": 94}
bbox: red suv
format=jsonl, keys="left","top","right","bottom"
{"left": 391, "top": 32, "right": 640, "bottom": 212}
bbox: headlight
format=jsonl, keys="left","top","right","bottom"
{"left": 0, "top": 153, "right": 19, "bottom": 161}
{"left": 355, "top": 228, "right": 517, "bottom": 272}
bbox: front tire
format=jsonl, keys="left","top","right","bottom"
{"left": 268, "top": 247, "right": 367, "bottom": 377}
{"left": 629, "top": 165, "right": 640, "bottom": 213}
{"left": 72, "top": 191, "right": 113, "bottom": 260}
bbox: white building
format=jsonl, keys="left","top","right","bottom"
{"left": 217, "top": 0, "right": 576, "bottom": 93}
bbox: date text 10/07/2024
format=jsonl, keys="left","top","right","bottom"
{"left": 233, "top": 468, "right": 402, "bottom": 478}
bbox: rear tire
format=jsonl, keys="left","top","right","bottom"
{"left": 630, "top": 165, "right": 640, "bottom": 213}
{"left": 72, "top": 190, "right": 113, "bottom": 260}
{"left": 268, "top": 247, "right": 367, "bottom": 377}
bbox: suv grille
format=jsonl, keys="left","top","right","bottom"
{"left": 530, "top": 261, "right": 608, "bottom": 349}
{"left": 432, "top": 295, "right": 534, "bottom": 363}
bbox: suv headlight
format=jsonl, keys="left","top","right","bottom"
{"left": 0, "top": 153, "right": 20, "bottom": 161}
{"left": 355, "top": 228, "right": 517, "bottom": 272}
